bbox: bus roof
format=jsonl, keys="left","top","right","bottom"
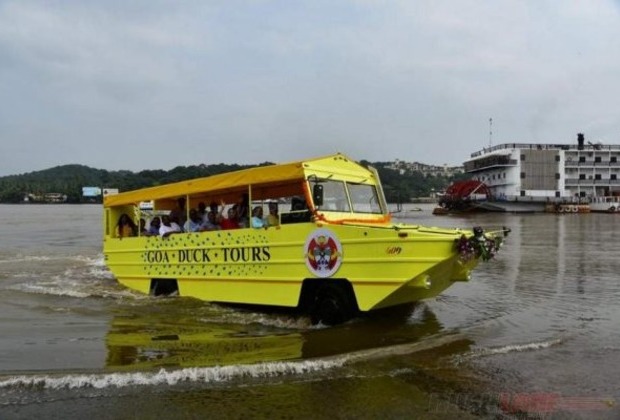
{"left": 103, "top": 153, "right": 369, "bottom": 207}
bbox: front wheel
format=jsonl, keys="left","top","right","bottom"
{"left": 310, "top": 283, "right": 356, "bottom": 325}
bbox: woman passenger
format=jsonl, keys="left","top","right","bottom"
{"left": 116, "top": 214, "right": 137, "bottom": 238}
{"left": 266, "top": 202, "right": 279, "bottom": 227}
{"left": 220, "top": 206, "right": 240, "bottom": 230}
{"left": 251, "top": 206, "right": 266, "bottom": 228}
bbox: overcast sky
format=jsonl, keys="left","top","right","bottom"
{"left": 1, "top": 1, "right": 619, "bottom": 176}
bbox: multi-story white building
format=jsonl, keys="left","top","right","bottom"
{"left": 464, "top": 134, "right": 620, "bottom": 203}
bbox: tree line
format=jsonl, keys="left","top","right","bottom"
{"left": 0, "top": 161, "right": 466, "bottom": 204}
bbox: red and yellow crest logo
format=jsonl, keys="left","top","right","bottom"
{"left": 305, "top": 229, "right": 343, "bottom": 277}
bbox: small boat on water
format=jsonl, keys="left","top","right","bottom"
{"left": 434, "top": 180, "right": 506, "bottom": 213}
{"left": 588, "top": 196, "right": 620, "bottom": 213}
{"left": 435, "top": 180, "right": 548, "bottom": 213}
{"left": 103, "top": 153, "right": 509, "bottom": 324}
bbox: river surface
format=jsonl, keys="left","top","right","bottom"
{"left": 0, "top": 204, "right": 618, "bottom": 419}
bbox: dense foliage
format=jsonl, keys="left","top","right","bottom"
{"left": 365, "top": 161, "right": 467, "bottom": 203}
{"left": 0, "top": 161, "right": 466, "bottom": 204}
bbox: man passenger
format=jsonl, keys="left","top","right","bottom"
{"left": 237, "top": 194, "right": 249, "bottom": 228}
{"left": 184, "top": 209, "right": 204, "bottom": 232}
{"left": 201, "top": 211, "right": 221, "bottom": 231}
{"left": 169, "top": 197, "right": 187, "bottom": 227}
{"left": 148, "top": 217, "right": 161, "bottom": 236}
{"left": 209, "top": 201, "right": 223, "bottom": 223}
{"left": 159, "top": 215, "right": 181, "bottom": 238}
{"left": 197, "top": 202, "right": 207, "bottom": 221}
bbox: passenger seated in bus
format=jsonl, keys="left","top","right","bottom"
{"left": 116, "top": 213, "right": 137, "bottom": 238}
{"left": 139, "top": 218, "right": 149, "bottom": 236}
{"left": 291, "top": 196, "right": 307, "bottom": 212}
{"left": 220, "top": 206, "right": 240, "bottom": 230}
{"left": 251, "top": 206, "right": 266, "bottom": 228}
{"left": 197, "top": 201, "right": 207, "bottom": 221}
{"left": 201, "top": 211, "right": 220, "bottom": 231}
{"left": 281, "top": 197, "right": 311, "bottom": 223}
{"left": 209, "top": 201, "right": 223, "bottom": 223}
{"left": 184, "top": 209, "right": 204, "bottom": 232}
{"left": 147, "top": 216, "right": 161, "bottom": 236}
{"left": 169, "top": 197, "right": 187, "bottom": 227}
{"left": 266, "top": 202, "right": 279, "bottom": 227}
{"left": 169, "top": 214, "right": 185, "bottom": 232}
{"left": 159, "top": 215, "right": 182, "bottom": 238}
{"left": 237, "top": 194, "right": 250, "bottom": 228}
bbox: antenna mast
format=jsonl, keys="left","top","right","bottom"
{"left": 489, "top": 117, "right": 493, "bottom": 148}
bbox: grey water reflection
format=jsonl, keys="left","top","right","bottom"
{"left": 435, "top": 210, "right": 620, "bottom": 402}
{"left": 104, "top": 299, "right": 459, "bottom": 371}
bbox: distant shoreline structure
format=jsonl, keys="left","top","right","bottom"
{"left": 435, "top": 133, "right": 620, "bottom": 213}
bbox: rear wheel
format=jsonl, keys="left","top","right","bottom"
{"left": 310, "top": 283, "right": 356, "bottom": 325}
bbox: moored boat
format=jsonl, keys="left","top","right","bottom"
{"left": 435, "top": 180, "right": 491, "bottom": 213}
{"left": 434, "top": 180, "right": 546, "bottom": 213}
{"left": 589, "top": 196, "right": 620, "bottom": 213}
{"left": 103, "top": 153, "right": 509, "bottom": 324}
{"left": 456, "top": 133, "right": 620, "bottom": 213}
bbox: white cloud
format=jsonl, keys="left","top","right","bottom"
{"left": 0, "top": 0, "right": 619, "bottom": 175}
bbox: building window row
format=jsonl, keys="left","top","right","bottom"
{"left": 477, "top": 173, "right": 507, "bottom": 182}
{"left": 567, "top": 156, "right": 618, "bottom": 163}
{"left": 577, "top": 174, "right": 617, "bottom": 180}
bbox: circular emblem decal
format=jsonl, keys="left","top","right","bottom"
{"left": 304, "top": 229, "right": 343, "bottom": 277}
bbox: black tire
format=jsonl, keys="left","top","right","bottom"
{"left": 310, "top": 283, "right": 355, "bottom": 325}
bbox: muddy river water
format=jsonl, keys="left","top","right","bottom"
{"left": 0, "top": 204, "right": 617, "bottom": 419}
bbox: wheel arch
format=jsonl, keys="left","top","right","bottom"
{"left": 150, "top": 278, "right": 179, "bottom": 296}
{"left": 298, "top": 278, "right": 358, "bottom": 311}
{"left": 298, "top": 278, "right": 359, "bottom": 325}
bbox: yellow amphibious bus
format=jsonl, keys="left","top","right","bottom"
{"left": 103, "top": 153, "right": 508, "bottom": 324}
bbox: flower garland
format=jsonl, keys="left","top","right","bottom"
{"left": 456, "top": 228, "right": 502, "bottom": 263}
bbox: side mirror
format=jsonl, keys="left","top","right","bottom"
{"left": 312, "top": 184, "right": 324, "bottom": 206}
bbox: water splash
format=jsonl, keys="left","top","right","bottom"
{"left": 458, "top": 338, "right": 564, "bottom": 361}
{"left": 0, "top": 359, "right": 344, "bottom": 390}
{"left": 3, "top": 253, "right": 141, "bottom": 300}
{"left": 0, "top": 255, "right": 56, "bottom": 264}
{"left": 0, "top": 331, "right": 465, "bottom": 391}
{"left": 8, "top": 280, "right": 143, "bottom": 300}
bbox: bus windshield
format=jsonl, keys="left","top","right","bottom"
{"left": 316, "top": 179, "right": 383, "bottom": 214}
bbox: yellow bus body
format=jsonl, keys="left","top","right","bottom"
{"left": 103, "top": 154, "right": 503, "bottom": 322}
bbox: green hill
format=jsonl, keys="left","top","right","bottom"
{"left": 0, "top": 161, "right": 464, "bottom": 204}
